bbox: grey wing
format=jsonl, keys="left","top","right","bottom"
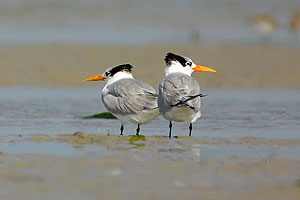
{"left": 102, "top": 79, "right": 158, "bottom": 115}
{"left": 135, "top": 80, "right": 158, "bottom": 96}
{"left": 158, "top": 73, "right": 201, "bottom": 112}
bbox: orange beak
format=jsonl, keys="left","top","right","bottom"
{"left": 83, "top": 74, "right": 105, "bottom": 82}
{"left": 193, "top": 65, "right": 216, "bottom": 72}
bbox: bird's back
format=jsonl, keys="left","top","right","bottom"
{"left": 158, "top": 73, "right": 201, "bottom": 113}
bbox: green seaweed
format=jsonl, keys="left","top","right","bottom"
{"left": 129, "top": 135, "right": 147, "bottom": 147}
{"left": 82, "top": 112, "right": 117, "bottom": 119}
{"left": 129, "top": 135, "right": 147, "bottom": 142}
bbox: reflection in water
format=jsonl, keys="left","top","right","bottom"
{"left": 0, "top": 88, "right": 299, "bottom": 138}
{"left": 0, "top": 88, "right": 300, "bottom": 199}
{"left": 0, "top": 87, "right": 300, "bottom": 157}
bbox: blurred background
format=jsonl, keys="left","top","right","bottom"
{"left": 1, "top": 2, "right": 300, "bottom": 199}
{"left": 0, "top": 0, "right": 300, "bottom": 88}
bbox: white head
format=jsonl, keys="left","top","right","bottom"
{"left": 164, "top": 52, "right": 216, "bottom": 77}
{"left": 83, "top": 64, "right": 134, "bottom": 86}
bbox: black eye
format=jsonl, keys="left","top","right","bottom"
{"left": 105, "top": 72, "right": 110, "bottom": 77}
{"left": 186, "top": 62, "right": 192, "bottom": 66}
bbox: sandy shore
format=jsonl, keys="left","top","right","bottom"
{"left": 1, "top": 132, "right": 300, "bottom": 200}
{"left": 25, "top": 132, "right": 300, "bottom": 147}
{"left": 0, "top": 44, "right": 299, "bottom": 88}
{"left": 1, "top": 44, "right": 300, "bottom": 199}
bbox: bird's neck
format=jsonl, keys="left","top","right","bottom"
{"left": 165, "top": 63, "right": 193, "bottom": 77}
{"left": 104, "top": 71, "right": 134, "bottom": 88}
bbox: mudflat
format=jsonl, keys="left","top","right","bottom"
{"left": 0, "top": 44, "right": 299, "bottom": 88}
{"left": 1, "top": 88, "right": 300, "bottom": 199}
{"left": 0, "top": 43, "right": 300, "bottom": 199}
{"left": 1, "top": 133, "right": 300, "bottom": 200}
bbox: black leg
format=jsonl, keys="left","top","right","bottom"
{"left": 120, "top": 125, "right": 124, "bottom": 136}
{"left": 136, "top": 124, "right": 140, "bottom": 136}
{"left": 189, "top": 123, "right": 192, "bottom": 137}
{"left": 169, "top": 121, "right": 172, "bottom": 138}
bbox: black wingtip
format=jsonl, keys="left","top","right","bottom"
{"left": 171, "top": 94, "right": 207, "bottom": 108}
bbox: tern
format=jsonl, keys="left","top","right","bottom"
{"left": 251, "top": 14, "right": 278, "bottom": 36}
{"left": 158, "top": 53, "right": 216, "bottom": 137}
{"left": 84, "top": 64, "right": 160, "bottom": 136}
{"left": 251, "top": 14, "right": 278, "bottom": 43}
{"left": 291, "top": 11, "right": 300, "bottom": 42}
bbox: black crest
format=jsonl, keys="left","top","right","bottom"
{"left": 108, "top": 64, "right": 133, "bottom": 76}
{"left": 164, "top": 52, "right": 187, "bottom": 66}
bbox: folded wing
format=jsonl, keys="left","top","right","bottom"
{"left": 102, "top": 79, "right": 158, "bottom": 115}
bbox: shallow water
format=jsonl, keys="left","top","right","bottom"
{"left": 1, "top": 87, "right": 300, "bottom": 199}
{"left": 1, "top": 87, "right": 299, "bottom": 138}
{"left": 0, "top": 0, "right": 300, "bottom": 44}
{"left": 0, "top": 87, "right": 299, "bottom": 156}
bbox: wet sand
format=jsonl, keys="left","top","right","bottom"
{"left": 1, "top": 132, "right": 300, "bottom": 200}
{"left": 1, "top": 1, "right": 300, "bottom": 198}
{"left": 26, "top": 132, "right": 300, "bottom": 147}
{"left": 0, "top": 44, "right": 300, "bottom": 88}
{"left": 0, "top": 88, "right": 299, "bottom": 199}
{"left": 0, "top": 45, "right": 300, "bottom": 199}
